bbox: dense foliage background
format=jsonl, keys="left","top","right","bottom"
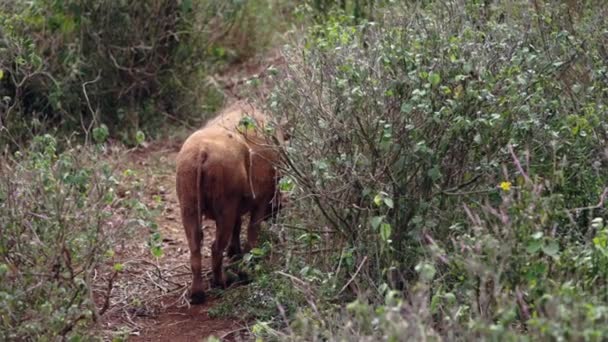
{"left": 0, "top": 0, "right": 287, "bottom": 147}
{"left": 1, "top": 0, "right": 607, "bottom": 340}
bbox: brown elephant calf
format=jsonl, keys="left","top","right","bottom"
{"left": 175, "top": 103, "right": 281, "bottom": 304}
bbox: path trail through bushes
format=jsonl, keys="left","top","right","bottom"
{"left": 98, "top": 52, "right": 283, "bottom": 341}
{"left": 99, "top": 142, "right": 246, "bottom": 341}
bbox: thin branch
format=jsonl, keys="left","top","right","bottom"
{"left": 567, "top": 187, "right": 608, "bottom": 213}
{"left": 508, "top": 144, "right": 531, "bottom": 184}
{"left": 338, "top": 256, "right": 368, "bottom": 296}
{"left": 98, "top": 270, "right": 118, "bottom": 316}
{"left": 82, "top": 71, "right": 102, "bottom": 144}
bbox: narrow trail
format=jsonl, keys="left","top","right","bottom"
{"left": 97, "top": 51, "right": 283, "bottom": 341}
{"left": 99, "top": 142, "right": 247, "bottom": 341}
{"left": 128, "top": 146, "right": 242, "bottom": 341}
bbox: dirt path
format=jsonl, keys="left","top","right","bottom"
{"left": 96, "top": 141, "right": 248, "bottom": 341}
{"left": 96, "top": 50, "right": 284, "bottom": 341}
{"left": 129, "top": 144, "right": 243, "bottom": 342}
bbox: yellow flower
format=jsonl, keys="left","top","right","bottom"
{"left": 499, "top": 181, "right": 512, "bottom": 192}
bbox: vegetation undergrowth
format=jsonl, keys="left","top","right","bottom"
{"left": 208, "top": 227, "right": 307, "bottom": 321}
{"left": 0, "top": 0, "right": 291, "bottom": 147}
{"left": 2, "top": 0, "right": 608, "bottom": 340}
{"left": 247, "top": 0, "right": 608, "bottom": 340}
{"left": 0, "top": 134, "right": 160, "bottom": 340}
{"left": 0, "top": 1, "right": 294, "bottom": 339}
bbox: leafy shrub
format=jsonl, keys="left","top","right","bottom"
{"left": 209, "top": 269, "right": 304, "bottom": 323}
{"left": 0, "top": 0, "right": 289, "bottom": 147}
{"left": 262, "top": 0, "right": 608, "bottom": 339}
{"left": 430, "top": 170, "right": 608, "bottom": 340}
{"left": 204, "top": 0, "right": 293, "bottom": 64}
{"left": 303, "top": 0, "right": 381, "bottom": 21}
{"left": 0, "top": 135, "right": 155, "bottom": 340}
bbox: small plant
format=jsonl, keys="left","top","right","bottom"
{"left": 0, "top": 135, "right": 157, "bottom": 339}
{"left": 209, "top": 261, "right": 305, "bottom": 323}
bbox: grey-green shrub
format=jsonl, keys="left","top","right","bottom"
{"left": 0, "top": 0, "right": 289, "bottom": 147}
{"left": 0, "top": 135, "right": 155, "bottom": 340}
{"left": 263, "top": 0, "right": 608, "bottom": 339}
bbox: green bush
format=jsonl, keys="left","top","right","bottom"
{"left": 0, "top": 0, "right": 289, "bottom": 148}
{"left": 0, "top": 135, "right": 156, "bottom": 340}
{"left": 303, "top": 0, "right": 382, "bottom": 21}
{"left": 262, "top": 0, "right": 608, "bottom": 339}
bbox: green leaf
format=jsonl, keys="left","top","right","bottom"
{"left": 430, "top": 293, "right": 441, "bottom": 313}
{"left": 250, "top": 248, "right": 265, "bottom": 256}
{"left": 113, "top": 263, "right": 124, "bottom": 272}
{"left": 443, "top": 292, "right": 456, "bottom": 304}
{"left": 374, "top": 193, "right": 383, "bottom": 206}
{"left": 383, "top": 197, "right": 394, "bottom": 209}
{"left": 60, "top": 16, "right": 76, "bottom": 34}
{"left": 238, "top": 116, "right": 256, "bottom": 132}
{"left": 429, "top": 72, "right": 441, "bottom": 86}
{"left": 428, "top": 166, "right": 442, "bottom": 182}
{"left": 151, "top": 246, "right": 163, "bottom": 258}
{"left": 593, "top": 236, "right": 605, "bottom": 248}
{"left": 526, "top": 262, "right": 547, "bottom": 281}
{"left": 279, "top": 177, "right": 295, "bottom": 192}
{"left": 378, "top": 283, "right": 389, "bottom": 295}
{"left": 400, "top": 102, "right": 413, "bottom": 113}
{"left": 92, "top": 124, "right": 109, "bottom": 143}
{"left": 0, "top": 69, "right": 4, "bottom": 80}
{"left": 180, "top": 0, "right": 193, "bottom": 12}
{"left": 526, "top": 240, "right": 542, "bottom": 254}
{"left": 380, "top": 223, "right": 392, "bottom": 242}
{"left": 135, "top": 130, "right": 146, "bottom": 145}
{"left": 542, "top": 241, "right": 559, "bottom": 257}
{"left": 415, "top": 262, "right": 436, "bottom": 282}
{"left": 531, "top": 231, "right": 544, "bottom": 240}
{"left": 370, "top": 215, "right": 384, "bottom": 230}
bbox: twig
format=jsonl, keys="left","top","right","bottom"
{"left": 338, "top": 256, "right": 368, "bottom": 295}
{"left": 121, "top": 307, "right": 141, "bottom": 329}
{"left": 146, "top": 270, "right": 169, "bottom": 292}
{"left": 508, "top": 144, "right": 531, "bottom": 183}
{"left": 85, "top": 271, "right": 102, "bottom": 323}
{"left": 81, "top": 71, "right": 102, "bottom": 144}
{"left": 442, "top": 188, "right": 495, "bottom": 196}
{"left": 275, "top": 271, "right": 309, "bottom": 287}
{"left": 567, "top": 187, "right": 608, "bottom": 213}
{"left": 439, "top": 174, "right": 482, "bottom": 196}
{"left": 289, "top": 248, "right": 338, "bottom": 255}
{"left": 58, "top": 313, "right": 88, "bottom": 337}
{"left": 220, "top": 326, "right": 249, "bottom": 340}
{"left": 275, "top": 299, "right": 294, "bottom": 336}
{"left": 99, "top": 270, "right": 118, "bottom": 316}
{"left": 516, "top": 287, "right": 530, "bottom": 322}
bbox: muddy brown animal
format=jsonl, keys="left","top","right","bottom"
{"left": 176, "top": 102, "right": 282, "bottom": 304}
